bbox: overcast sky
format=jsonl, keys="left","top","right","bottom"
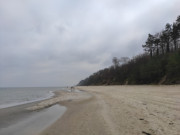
{"left": 0, "top": 0, "right": 179, "bottom": 87}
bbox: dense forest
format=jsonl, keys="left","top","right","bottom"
{"left": 78, "top": 15, "right": 180, "bottom": 85}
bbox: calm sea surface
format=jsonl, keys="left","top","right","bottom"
{"left": 0, "top": 87, "right": 66, "bottom": 109}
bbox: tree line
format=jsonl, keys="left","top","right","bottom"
{"left": 78, "top": 15, "right": 180, "bottom": 86}
{"left": 142, "top": 16, "right": 180, "bottom": 57}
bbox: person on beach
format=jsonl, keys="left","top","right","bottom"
{"left": 70, "top": 86, "right": 74, "bottom": 92}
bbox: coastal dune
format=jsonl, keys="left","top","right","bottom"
{"left": 40, "top": 85, "right": 180, "bottom": 135}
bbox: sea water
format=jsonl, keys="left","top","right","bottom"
{"left": 0, "top": 87, "right": 66, "bottom": 109}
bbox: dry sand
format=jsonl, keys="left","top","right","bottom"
{"left": 40, "top": 85, "right": 180, "bottom": 135}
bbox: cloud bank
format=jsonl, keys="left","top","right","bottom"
{"left": 0, "top": 0, "right": 180, "bottom": 86}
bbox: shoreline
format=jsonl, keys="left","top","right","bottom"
{"left": 0, "top": 93, "right": 54, "bottom": 109}
{"left": 0, "top": 100, "right": 41, "bottom": 129}
{"left": 0, "top": 89, "right": 91, "bottom": 135}
{"left": 0, "top": 89, "right": 60, "bottom": 129}
{"left": 1, "top": 85, "right": 180, "bottom": 135}
{"left": 40, "top": 85, "right": 180, "bottom": 135}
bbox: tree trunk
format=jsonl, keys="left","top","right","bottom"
{"left": 156, "top": 48, "right": 159, "bottom": 56}
{"left": 161, "top": 46, "right": 164, "bottom": 55}
{"left": 166, "top": 42, "right": 170, "bottom": 53}
{"left": 150, "top": 50, "right": 152, "bottom": 58}
{"left": 174, "top": 40, "right": 177, "bottom": 51}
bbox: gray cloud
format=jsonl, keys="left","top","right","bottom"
{"left": 0, "top": 0, "right": 179, "bottom": 87}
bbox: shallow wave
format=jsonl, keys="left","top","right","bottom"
{"left": 0, "top": 90, "right": 55, "bottom": 109}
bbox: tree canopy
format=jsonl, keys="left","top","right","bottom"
{"left": 78, "top": 15, "right": 180, "bottom": 86}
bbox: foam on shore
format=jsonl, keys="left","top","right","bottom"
{"left": 26, "top": 90, "right": 91, "bottom": 111}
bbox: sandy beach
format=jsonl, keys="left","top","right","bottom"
{"left": 1, "top": 86, "right": 180, "bottom": 135}
{"left": 40, "top": 85, "right": 180, "bottom": 135}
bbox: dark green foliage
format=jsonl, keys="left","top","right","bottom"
{"left": 78, "top": 50, "right": 180, "bottom": 86}
{"left": 142, "top": 16, "right": 180, "bottom": 56}
{"left": 78, "top": 15, "right": 180, "bottom": 86}
{"left": 166, "top": 51, "right": 180, "bottom": 83}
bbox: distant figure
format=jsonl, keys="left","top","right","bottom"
{"left": 70, "top": 86, "right": 75, "bottom": 92}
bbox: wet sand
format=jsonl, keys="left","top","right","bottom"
{"left": 0, "top": 89, "right": 90, "bottom": 135}
{"left": 40, "top": 85, "right": 180, "bottom": 135}
{"left": 0, "top": 105, "right": 66, "bottom": 135}
{"left": 0, "top": 101, "right": 39, "bottom": 129}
